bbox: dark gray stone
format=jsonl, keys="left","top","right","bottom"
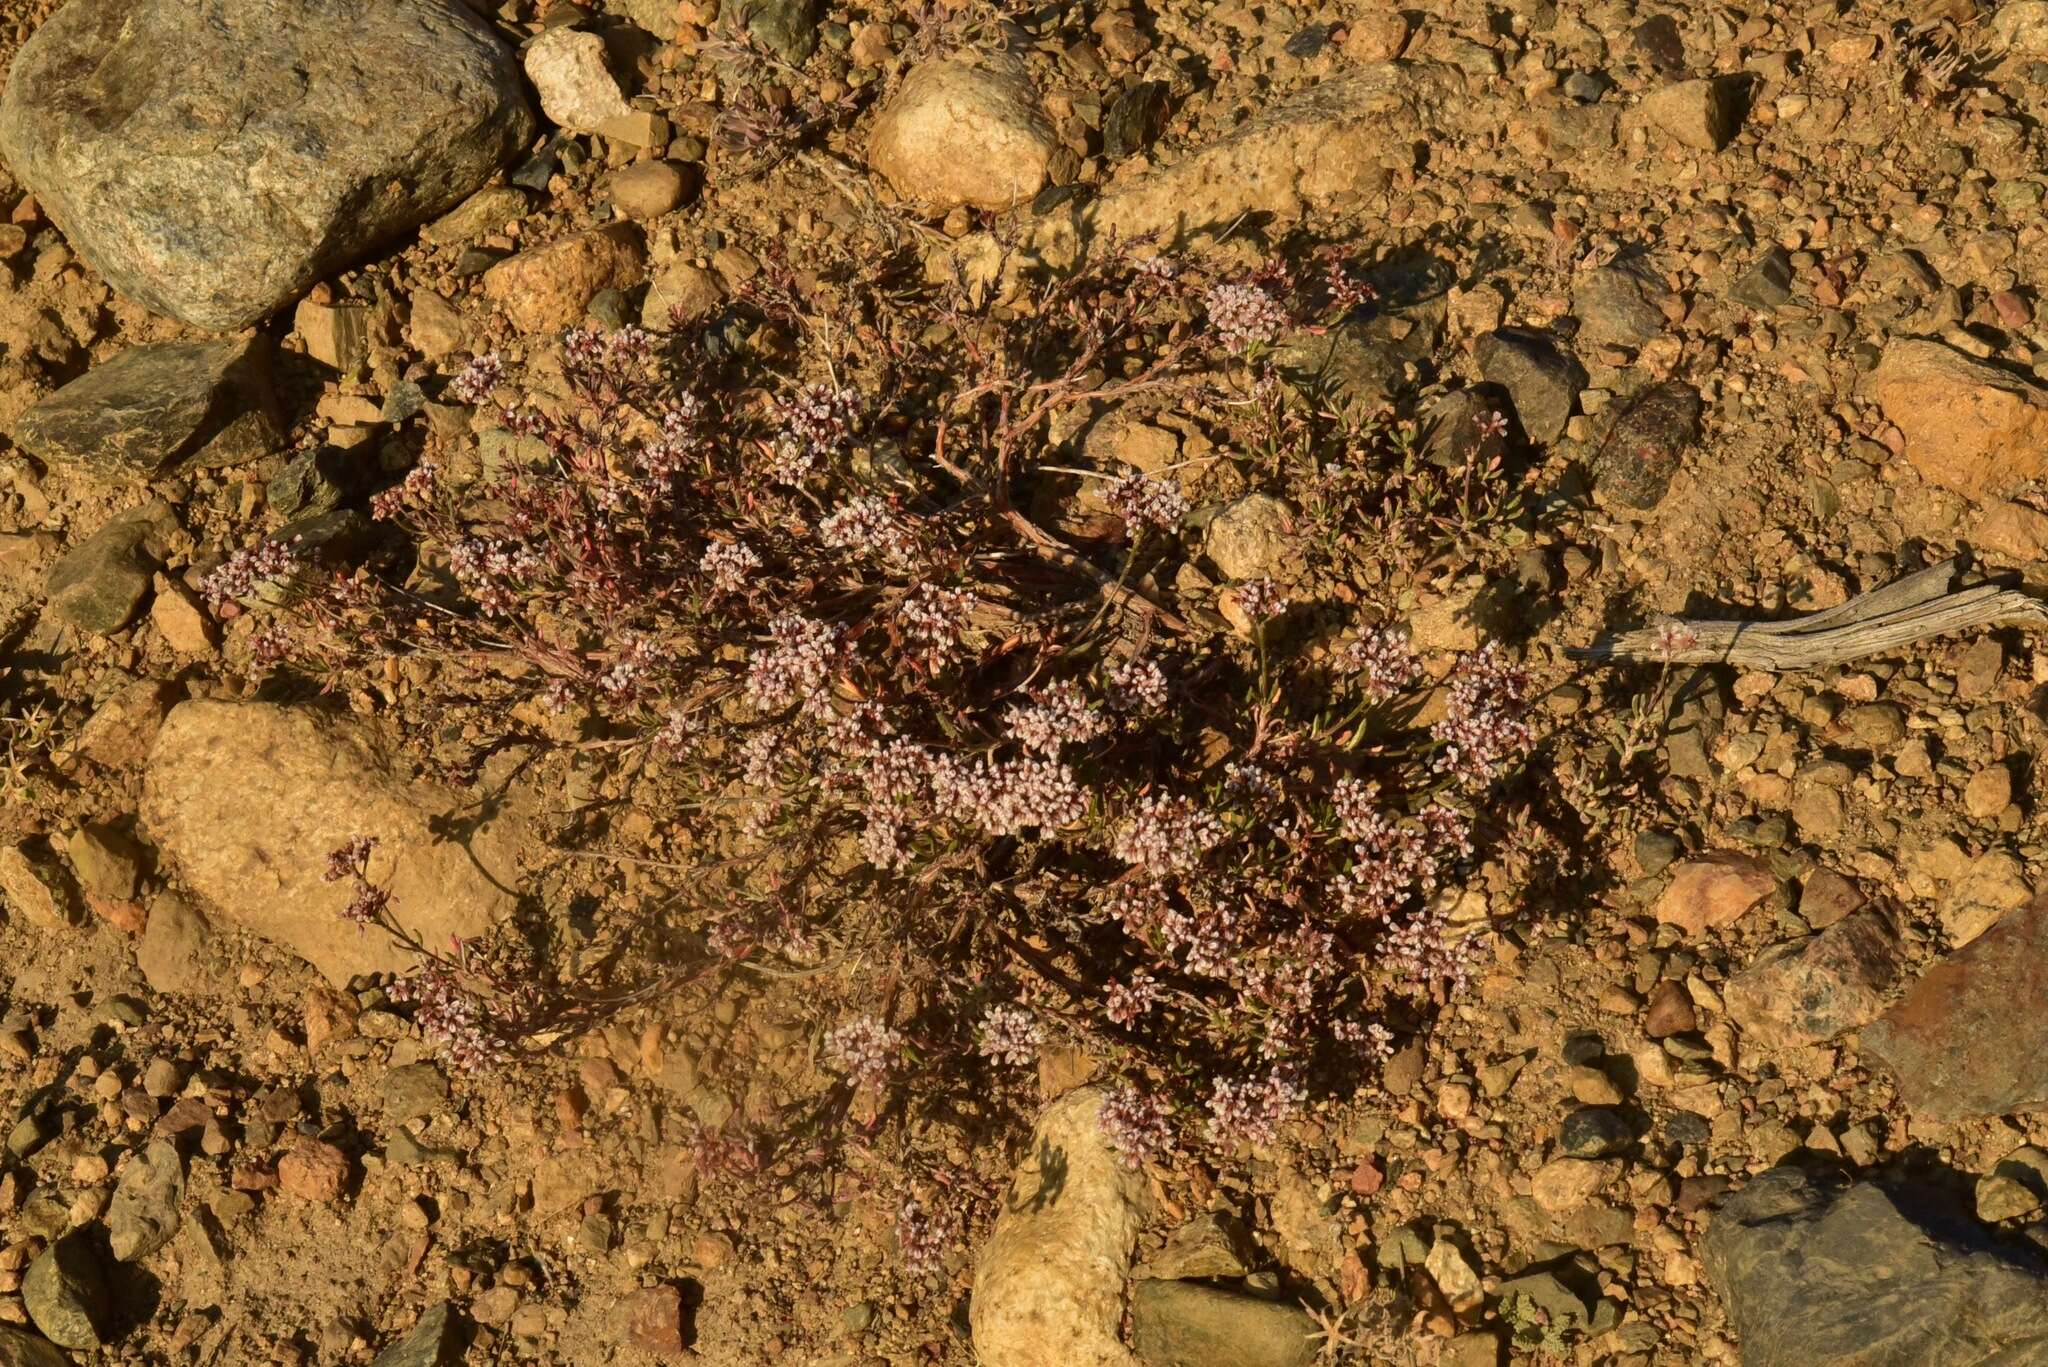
{"left": 1733, "top": 245, "right": 1795, "bottom": 309}
{"left": 381, "top": 380, "right": 428, "bottom": 425}
{"left": 1129, "top": 1280, "right": 1317, "bottom": 1367}
{"left": 383, "top": 1062, "right": 451, "bottom": 1128}
{"left": 1497, "top": 1268, "right": 1593, "bottom": 1342}
{"left": 1573, "top": 264, "right": 1669, "bottom": 345}
{"left": 12, "top": 339, "right": 280, "bottom": 476}
{"left": 5, "top": 1112, "right": 50, "bottom": 1160}
{"left": 1138, "top": 1213, "right": 1259, "bottom": 1280}
{"left": 106, "top": 1140, "right": 184, "bottom": 1261}
{"left": 1704, "top": 1166, "right": 2048, "bottom": 1366}
{"left": 1474, "top": 329, "right": 1586, "bottom": 444}
{"left": 22, "top": 1235, "right": 109, "bottom": 1352}
{"left": 1631, "top": 15, "right": 1687, "bottom": 73}
{"left": 728, "top": 0, "right": 818, "bottom": 64}
{"left": 45, "top": 503, "right": 176, "bottom": 636}
{"left": 267, "top": 447, "right": 357, "bottom": 520}
{"left": 586, "top": 286, "right": 632, "bottom": 330}
{"left": 1591, "top": 381, "right": 1702, "bottom": 510}
{"left": 0, "top": 0, "right": 535, "bottom": 329}
{"left": 0, "top": 1324, "right": 72, "bottom": 1367}
{"left": 1274, "top": 299, "right": 1445, "bottom": 411}
{"left": 386, "top": 1130, "right": 465, "bottom": 1167}
{"left": 1558, "top": 1106, "right": 1633, "bottom": 1158}
{"left": 371, "top": 1302, "right": 460, "bottom": 1367}
{"left": 1104, "top": 81, "right": 1171, "bottom": 160}
{"left": 1562, "top": 71, "right": 1612, "bottom": 103}
{"left": 1633, "top": 829, "right": 1682, "bottom": 876}
{"left": 1420, "top": 387, "right": 1515, "bottom": 470}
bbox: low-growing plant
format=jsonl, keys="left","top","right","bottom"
{"left": 228, "top": 241, "right": 1546, "bottom": 1270}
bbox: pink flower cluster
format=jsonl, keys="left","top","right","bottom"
{"left": 1106, "top": 656, "right": 1170, "bottom": 713}
{"left": 820, "top": 496, "right": 917, "bottom": 566}
{"left": 446, "top": 352, "right": 504, "bottom": 405}
{"left": 931, "top": 755, "right": 1087, "bottom": 837}
{"left": 388, "top": 961, "right": 512, "bottom": 1074}
{"left": 199, "top": 537, "right": 304, "bottom": 611}
{"left": 1005, "top": 680, "right": 1107, "bottom": 756}
{"left": 700, "top": 541, "right": 763, "bottom": 594}
{"left": 824, "top": 1015, "right": 903, "bottom": 1086}
{"left": 1431, "top": 642, "right": 1534, "bottom": 786}
{"left": 1103, "top": 470, "right": 1189, "bottom": 532}
{"left": 1113, "top": 794, "right": 1224, "bottom": 875}
{"left": 1234, "top": 578, "right": 1290, "bottom": 622}
{"left": 895, "top": 1197, "right": 958, "bottom": 1278}
{"left": 769, "top": 383, "right": 862, "bottom": 483}
{"left": 1204, "top": 282, "right": 1292, "bottom": 350}
{"left": 746, "top": 615, "right": 842, "bottom": 712}
{"left": 1336, "top": 627, "right": 1420, "bottom": 702}
{"left": 1206, "top": 1067, "right": 1306, "bottom": 1149}
{"left": 897, "top": 583, "right": 976, "bottom": 656}
{"left": 1097, "top": 1083, "right": 1174, "bottom": 1168}
{"left": 977, "top": 1003, "right": 1042, "bottom": 1066}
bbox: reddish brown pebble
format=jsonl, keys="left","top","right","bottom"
{"left": 1654, "top": 852, "right": 1777, "bottom": 935}
{"left": 1643, "top": 980, "right": 1698, "bottom": 1038}
{"left": 153, "top": 1096, "right": 212, "bottom": 1137}
{"left": 1798, "top": 867, "right": 1866, "bottom": 929}
{"left": 1677, "top": 1174, "right": 1732, "bottom": 1213}
{"left": 302, "top": 987, "right": 360, "bottom": 1055}
{"left": 278, "top": 1139, "right": 350, "bottom": 1203}
{"left": 91, "top": 898, "right": 148, "bottom": 934}
{"left": 555, "top": 1087, "right": 589, "bottom": 1131}
{"left": 1724, "top": 908, "right": 1904, "bottom": 1048}
{"left": 231, "top": 1166, "right": 277, "bottom": 1191}
{"left": 626, "top": 1284, "right": 688, "bottom": 1356}
{"left": 1992, "top": 290, "right": 2033, "bottom": 329}
{"left": 1861, "top": 895, "right": 2048, "bottom": 1121}
{"left": 577, "top": 1058, "right": 623, "bottom": 1094}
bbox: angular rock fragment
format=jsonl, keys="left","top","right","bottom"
{"left": 13, "top": 339, "right": 279, "bottom": 477}
{"left": 1869, "top": 339, "right": 2048, "bottom": 495}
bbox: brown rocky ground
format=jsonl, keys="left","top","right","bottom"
{"left": 5, "top": 0, "right": 2048, "bottom": 1363}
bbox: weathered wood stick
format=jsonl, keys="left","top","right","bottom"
{"left": 1572, "top": 557, "right": 2048, "bottom": 670}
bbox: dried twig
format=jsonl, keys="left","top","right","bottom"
{"left": 1573, "top": 558, "right": 2048, "bottom": 670}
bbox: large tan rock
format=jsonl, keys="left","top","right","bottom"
{"left": 482, "top": 224, "right": 647, "bottom": 333}
{"left": 523, "top": 28, "right": 633, "bottom": 134}
{"left": 1637, "top": 78, "right": 1747, "bottom": 151}
{"left": 1081, "top": 63, "right": 1456, "bottom": 248}
{"left": 141, "top": 701, "right": 523, "bottom": 986}
{"left": 867, "top": 52, "right": 1056, "bottom": 212}
{"left": 971, "top": 1087, "right": 1148, "bottom": 1367}
{"left": 1869, "top": 340, "right": 2048, "bottom": 495}
{"left": 1994, "top": 0, "right": 2048, "bottom": 53}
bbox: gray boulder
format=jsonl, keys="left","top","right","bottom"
{"left": 0, "top": 0, "right": 535, "bottom": 329}
{"left": 1703, "top": 1166, "right": 2048, "bottom": 1366}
